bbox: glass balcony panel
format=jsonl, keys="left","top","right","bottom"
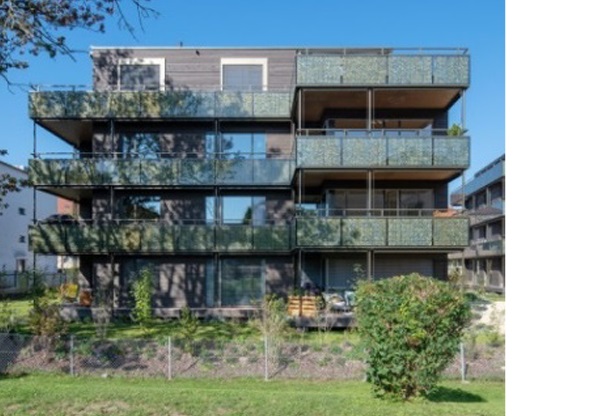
{"left": 433, "top": 56, "right": 470, "bottom": 85}
{"left": 343, "top": 56, "right": 387, "bottom": 84}
{"left": 253, "top": 225, "right": 291, "bottom": 250}
{"left": 342, "top": 137, "right": 386, "bottom": 166}
{"left": 341, "top": 218, "right": 387, "bottom": 246}
{"left": 387, "top": 218, "right": 433, "bottom": 246}
{"left": 296, "top": 56, "right": 343, "bottom": 84}
{"left": 387, "top": 136, "right": 432, "bottom": 166}
{"left": 433, "top": 136, "right": 470, "bottom": 166}
{"left": 30, "top": 91, "right": 291, "bottom": 119}
{"left": 176, "top": 224, "right": 215, "bottom": 252}
{"left": 296, "top": 218, "right": 342, "bottom": 246}
{"left": 216, "top": 225, "right": 253, "bottom": 251}
{"left": 178, "top": 159, "right": 215, "bottom": 185}
{"left": 388, "top": 56, "right": 433, "bottom": 84}
{"left": 433, "top": 218, "right": 469, "bottom": 246}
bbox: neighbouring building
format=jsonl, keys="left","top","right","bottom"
{"left": 28, "top": 46, "right": 471, "bottom": 316}
{"left": 448, "top": 154, "right": 505, "bottom": 293}
{"left": 0, "top": 160, "right": 58, "bottom": 292}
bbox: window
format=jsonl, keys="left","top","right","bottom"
{"left": 120, "top": 133, "right": 162, "bottom": 158}
{"left": 16, "top": 259, "right": 26, "bottom": 273}
{"left": 119, "top": 196, "right": 161, "bottom": 220}
{"left": 222, "top": 196, "right": 266, "bottom": 225}
{"left": 221, "top": 58, "right": 267, "bottom": 91}
{"left": 18, "top": 235, "right": 26, "bottom": 244}
{"left": 118, "top": 58, "right": 165, "bottom": 91}
{"left": 18, "top": 207, "right": 26, "bottom": 215}
{"left": 220, "top": 133, "right": 266, "bottom": 159}
{"left": 221, "top": 258, "right": 264, "bottom": 306}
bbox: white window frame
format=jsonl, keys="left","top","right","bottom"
{"left": 117, "top": 58, "right": 166, "bottom": 91}
{"left": 220, "top": 58, "right": 268, "bottom": 91}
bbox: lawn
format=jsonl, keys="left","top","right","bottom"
{"left": 0, "top": 373, "right": 505, "bottom": 416}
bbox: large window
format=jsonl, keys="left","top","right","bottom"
{"left": 119, "top": 196, "right": 161, "bottom": 220}
{"left": 221, "top": 258, "right": 264, "bottom": 306}
{"left": 221, "top": 58, "right": 267, "bottom": 91}
{"left": 222, "top": 196, "right": 266, "bottom": 225}
{"left": 118, "top": 58, "right": 165, "bottom": 91}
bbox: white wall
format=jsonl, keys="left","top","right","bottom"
{"left": 0, "top": 161, "right": 58, "bottom": 290}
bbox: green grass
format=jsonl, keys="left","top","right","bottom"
{"left": 0, "top": 373, "right": 504, "bottom": 416}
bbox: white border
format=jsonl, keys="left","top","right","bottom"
{"left": 220, "top": 58, "right": 268, "bottom": 91}
{"left": 117, "top": 58, "right": 166, "bottom": 91}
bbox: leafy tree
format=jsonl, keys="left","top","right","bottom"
{"left": 0, "top": 149, "right": 29, "bottom": 215}
{"left": 355, "top": 273, "right": 471, "bottom": 400}
{"left": 0, "top": 0, "right": 157, "bottom": 80}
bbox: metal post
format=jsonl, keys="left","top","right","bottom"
{"left": 33, "top": 121, "right": 37, "bottom": 158}
{"left": 264, "top": 316, "right": 269, "bottom": 381}
{"left": 70, "top": 335, "right": 75, "bottom": 376}
{"left": 167, "top": 336, "right": 172, "bottom": 380}
{"left": 461, "top": 90, "right": 467, "bottom": 130}
{"left": 460, "top": 342, "right": 466, "bottom": 382}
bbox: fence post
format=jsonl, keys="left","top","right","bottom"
{"left": 167, "top": 336, "right": 172, "bottom": 380}
{"left": 69, "top": 335, "right": 74, "bottom": 376}
{"left": 460, "top": 342, "right": 466, "bottom": 382}
{"left": 264, "top": 332, "right": 269, "bottom": 381}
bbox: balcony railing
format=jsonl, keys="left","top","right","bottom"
{"left": 296, "top": 129, "right": 470, "bottom": 168}
{"left": 29, "top": 220, "right": 294, "bottom": 254}
{"left": 295, "top": 210, "right": 469, "bottom": 248}
{"left": 29, "top": 155, "right": 295, "bottom": 186}
{"left": 296, "top": 49, "right": 469, "bottom": 86}
{"left": 29, "top": 89, "right": 293, "bottom": 119}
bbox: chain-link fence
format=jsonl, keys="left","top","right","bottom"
{"left": 0, "top": 333, "right": 504, "bottom": 381}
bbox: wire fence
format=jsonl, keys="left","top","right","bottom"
{"left": 0, "top": 333, "right": 504, "bottom": 381}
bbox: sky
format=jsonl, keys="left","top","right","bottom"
{"left": 0, "top": 0, "right": 505, "bottom": 193}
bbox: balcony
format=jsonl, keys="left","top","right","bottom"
{"left": 29, "top": 221, "right": 294, "bottom": 254}
{"left": 29, "top": 156, "right": 295, "bottom": 187}
{"left": 296, "top": 130, "right": 470, "bottom": 169}
{"left": 456, "top": 238, "right": 505, "bottom": 259}
{"left": 296, "top": 49, "right": 469, "bottom": 86}
{"left": 295, "top": 211, "right": 469, "bottom": 248}
{"left": 29, "top": 90, "right": 293, "bottom": 120}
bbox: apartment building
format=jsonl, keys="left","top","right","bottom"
{"left": 28, "top": 47, "right": 471, "bottom": 315}
{"left": 449, "top": 154, "right": 505, "bottom": 293}
{"left": 0, "top": 160, "right": 58, "bottom": 292}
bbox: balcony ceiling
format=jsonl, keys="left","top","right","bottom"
{"left": 37, "top": 120, "right": 94, "bottom": 147}
{"left": 297, "top": 169, "right": 463, "bottom": 188}
{"left": 300, "top": 88, "right": 462, "bottom": 124}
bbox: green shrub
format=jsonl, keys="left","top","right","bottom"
{"left": 355, "top": 273, "right": 471, "bottom": 400}
{"left": 178, "top": 306, "right": 200, "bottom": 353}
{"left": 0, "top": 300, "right": 18, "bottom": 332}
{"left": 29, "top": 289, "right": 67, "bottom": 337}
{"left": 130, "top": 267, "right": 154, "bottom": 333}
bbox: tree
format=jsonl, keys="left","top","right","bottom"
{"left": 0, "top": 0, "right": 157, "bottom": 81}
{"left": 0, "top": 149, "right": 28, "bottom": 215}
{"left": 355, "top": 273, "right": 471, "bottom": 401}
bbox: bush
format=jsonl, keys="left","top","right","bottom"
{"left": 130, "top": 267, "right": 154, "bottom": 332}
{"left": 355, "top": 273, "right": 471, "bottom": 400}
{"left": 29, "top": 289, "right": 67, "bottom": 337}
{"left": 178, "top": 306, "right": 200, "bottom": 353}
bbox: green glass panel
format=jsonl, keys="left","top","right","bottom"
{"left": 387, "top": 137, "right": 432, "bottom": 166}
{"left": 216, "top": 225, "right": 253, "bottom": 250}
{"left": 433, "top": 137, "right": 470, "bottom": 167}
{"left": 341, "top": 218, "right": 386, "bottom": 246}
{"left": 296, "top": 218, "right": 341, "bottom": 247}
{"left": 433, "top": 218, "right": 469, "bottom": 246}
{"left": 176, "top": 225, "right": 214, "bottom": 251}
{"left": 343, "top": 137, "right": 386, "bottom": 166}
{"left": 388, "top": 56, "right": 433, "bottom": 84}
{"left": 433, "top": 55, "right": 470, "bottom": 85}
{"left": 343, "top": 56, "right": 387, "bottom": 84}
{"left": 387, "top": 218, "right": 433, "bottom": 246}
{"left": 253, "top": 225, "right": 291, "bottom": 250}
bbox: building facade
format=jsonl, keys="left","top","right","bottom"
{"left": 1, "top": 160, "right": 58, "bottom": 292}
{"left": 28, "top": 47, "right": 471, "bottom": 315}
{"left": 449, "top": 154, "right": 505, "bottom": 293}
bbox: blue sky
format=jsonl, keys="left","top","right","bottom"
{"left": 0, "top": 0, "right": 505, "bottom": 192}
